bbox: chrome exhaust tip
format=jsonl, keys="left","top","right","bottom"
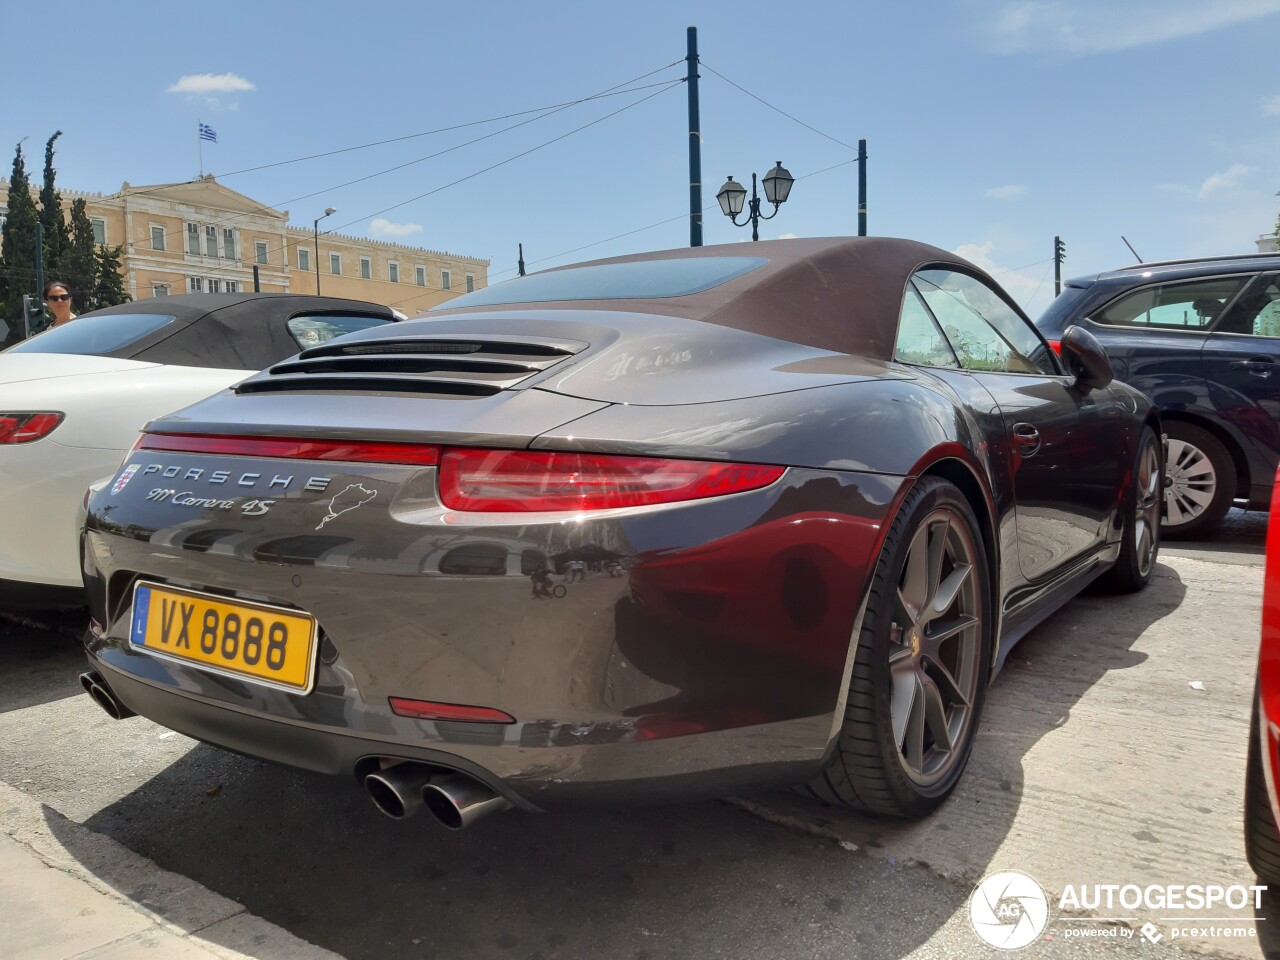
{"left": 79, "top": 671, "right": 135, "bottom": 720}
{"left": 420, "top": 772, "right": 512, "bottom": 830}
{"left": 363, "top": 763, "right": 436, "bottom": 820}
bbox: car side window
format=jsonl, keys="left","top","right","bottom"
{"left": 1093, "top": 276, "right": 1247, "bottom": 331}
{"left": 1217, "top": 274, "right": 1280, "bottom": 337}
{"left": 913, "top": 269, "right": 1053, "bottom": 374}
{"left": 287, "top": 313, "right": 392, "bottom": 349}
{"left": 895, "top": 284, "right": 959, "bottom": 368}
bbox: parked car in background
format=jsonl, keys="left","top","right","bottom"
{"left": 0, "top": 294, "right": 398, "bottom": 607}
{"left": 81, "top": 238, "right": 1161, "bottom": 828}
{"left": 1246, "top": 467, "right": 1280, "bottom": 885}
{"left": 1036, "top": 252, "right": 1280, "bottom": 538}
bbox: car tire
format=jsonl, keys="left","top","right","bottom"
{"left": 1102, "top": 425, "right": 1162, "bottom": 593}
{"left": 1163, "top": 422, "right": 1234, "bottom": 539}
{"left": 804, "top": 476, "right": 992, "bottom": 819}
{"left": 1245, "top": 695, "right": 1280, "bottom": 885}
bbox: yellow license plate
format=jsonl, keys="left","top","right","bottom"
{"left": 129, "top": 581, "right": 318, "bottom": 694}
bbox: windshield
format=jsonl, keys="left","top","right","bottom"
{"left": 433, "top": 257, "right": 768, "bottom": 310}
{"left": 6, "top": 313, "right": 177, "bottom": 356}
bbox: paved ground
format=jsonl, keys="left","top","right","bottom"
{"left": 0, "top": 509, "right": 1273, "bottom": 959}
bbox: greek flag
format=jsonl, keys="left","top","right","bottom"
{"left": 198, "top": 123, "right": 217, "bottom": 143}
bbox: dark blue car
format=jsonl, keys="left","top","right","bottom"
{"left": 1037, "top": 252, "right": 1280, "bottom": 537}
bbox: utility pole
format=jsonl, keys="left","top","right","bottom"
{"left": 686, "top": 26, "right": 703, "bottom": 247}
{"left": 34, "top": 221, "right": 44, "bottom": 320}
{"left": 252, "top": 264, "right": 261, "bottom": 292}
{"left": 518, "top": 243, "right": 526, "bottom": 277}
{"left": 857, "top": 139, "right": 867, "bottom": 236}
{"left": 1053, "top": 235, "right": 1066, "bottom": 297}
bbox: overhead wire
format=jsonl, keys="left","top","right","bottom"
{"left": 697, "top": 60, "right": 859, "bottom": 153}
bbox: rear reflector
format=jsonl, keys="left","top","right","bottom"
{"left": 0, "top": 412, "right": 64, "bottom": 444}
{"left": 389, "top": 697, "right": 515, "bottom": 724}
{"left": 138, "top": 433, "right": 441, "bottom": 466}
{"left": 438, "top": 449, "right": 785, "bottom": 512}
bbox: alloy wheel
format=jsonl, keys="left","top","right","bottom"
{"left": 1164, "top": 438, "right": 1216, "bottom": 526}
{"left": 1135, "top": 440, "right": 1162, "bottom": 577}
{"left": 888, "top": 508, "right": 983, "bottom": 786}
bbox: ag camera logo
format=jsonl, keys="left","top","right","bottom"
{"left": 969, "top": 870, "right": 1050, "bottom": 950}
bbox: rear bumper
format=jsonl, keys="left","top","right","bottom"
{"left": 82, "top": 461, "right": 902, "bottom": 806}
{"left": 87, "top": 649, "right": 834, "bottom": 809}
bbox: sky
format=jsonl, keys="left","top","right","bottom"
{"left": 3, "top": 0, "right": 1279, "bottom": 318}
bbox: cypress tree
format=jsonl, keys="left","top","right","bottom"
{"left": 39, "top": 131, "right": 70, "bottom": 278}
{"left": 1, "top": 142, "right": 41, "bottom": 343}
{"left": 93, "top": 244, "right": 129, "bottom": 308}
{"left": 64, "top": 197, "right": 98, "bottom": 309}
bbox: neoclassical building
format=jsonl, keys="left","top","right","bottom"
{"left": 0, "top": 175, "right": 488, "bottom": 312}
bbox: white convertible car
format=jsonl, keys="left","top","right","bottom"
{"left": 0, "top": 294, "right": 398, "bottom": 606}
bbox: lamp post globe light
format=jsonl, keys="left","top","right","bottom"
{"left": 716, "top": 161, "right": 794, "bottom": 241}
{"left": 314, "top": 207, "right": 336, "bottom": 295}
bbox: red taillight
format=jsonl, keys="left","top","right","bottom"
{"left": 1047, "top": 339, "right": 1062, "bottom": 356}
{"left": 438, "top": 449, "right": 785, "bottom": 512}
{"left": 0, "top": 412, "right": 64, "bottom": 444}
{"left": 137, "top": 432, "right": 441, "bottom": 466}
{"left": 389, "top": 696, "right": 515, "bottom": 724}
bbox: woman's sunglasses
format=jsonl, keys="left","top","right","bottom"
{"left": 47, "top": 294, "right": 71, "bottom": 302}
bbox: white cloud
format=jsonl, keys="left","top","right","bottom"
{"left": 985, "top": 184, "right": 1027, "bottom": 201}
{"left": 167, "top": 72, "right": 256, "bottom": 94}
{"left": 981, "top": 0, "right": 1280, "bottom": 54}
{"left": 368, "top": 218, "right": 424, "bottom": 238}
{"left": 953, "top": 241, "right": 1057, "bottom": 317}
{"left": 1263, "top": 94, "right": 1280, "bottom": 116}
{"left": 1198, "top": 163, "right": 1257, "bottom": 198}
{"left": 776, "top": 232, "right": 799, "bottom": 240}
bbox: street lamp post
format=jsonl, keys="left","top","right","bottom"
{"left": 314, "top": 207, "right": 336, "bottom": 294}
{"left": 715, "top": 161, "right": 794, "bottom": 241}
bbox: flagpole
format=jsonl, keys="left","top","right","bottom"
{"left": 198, "top": 120, "right": 203, "bottom": 177}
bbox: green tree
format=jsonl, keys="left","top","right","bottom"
{"left": 0, "top": 141, "right": 41, "bottom": 343}
{"left": 64, "top": 197, "right": 98, "bottom": 309}
{"left": 93, "top": 244, "right": 129, "bottom": 308}
{"left": 39, "top": 131, "right": 70, "bottom": 278}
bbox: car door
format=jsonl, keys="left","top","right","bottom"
{"left": 913, "top": 268, "right": 1127, "bottom": 583}
{"left": 1198, "top": 273, "right": 1280, "bottom": 503}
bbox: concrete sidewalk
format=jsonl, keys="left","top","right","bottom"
{"left": 0, "top": 782, "right": 342, "bottom": 960}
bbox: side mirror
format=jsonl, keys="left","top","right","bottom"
{"left": 1060, "top": 324, "right": 1113, "bottom": 391}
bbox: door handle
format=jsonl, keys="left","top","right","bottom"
{"left": 1012, "top": 422, "right": 1041, "bottom": 456}
{"left": 1229, "top": 357, "right": 1275, "bottom": 378}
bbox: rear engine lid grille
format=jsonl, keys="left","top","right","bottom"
{"left": 235, "top": 335, "right": 586, "bottom": 397}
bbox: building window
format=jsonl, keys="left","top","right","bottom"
{"left": 360, "top": 257, "right": 372, "bottom": 280}
{"left": 150, "top": 225, "right": 165, "bottom": 252}
{"left": 187, "top": 222, "right": 199, "bottom": 255}
{"left": 227, "top": 280, "right": 239, "bottom": 293}
{"left": 298, "top": 247, "right": 310, "bottom": 272}
{"left": 152, "top": 283, "right": 170, "bottom": 297}
{"left": 441, "top": 270, "right": 451, "bottom": 290}
{"left": 330, "top": 253, "right": 341, "bottom": 275}
{"left": 255, "top": 241, "right": 268, "bottom": 265}
{"left": 92, "top": 218, "right": 107, "bottom": 245}
{"left": 465, "top": 273, "right": 475, "bottom": 293}
{"left": 389, "top": 262, "right": 399, "bottom": 283}
{"left": 223, "top": 229, "right": 236, "bottom": 261}
{"left": 415, "top": 265, "right": 426, "bottom": 286}
{"left": 188, "top": 276, "right": 203, "bottom": 293}
{"left": 205, "top": 225, "right": 218, "bottom": 258}
{"left": 210, "top": 278, "right": 222, "bottom": 294}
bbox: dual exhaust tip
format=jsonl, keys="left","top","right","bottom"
{"left": 364, "top": 763, "right": 511, "bottom": 830}
{"left": 80, "top": 672, "right": 506, "bottom": 830}
{"left": 79, "top": 671, "right": 136, "bottom": 720}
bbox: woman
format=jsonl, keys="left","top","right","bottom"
{"left": 43, "top": 281, "right": 77, "bottom": 327}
